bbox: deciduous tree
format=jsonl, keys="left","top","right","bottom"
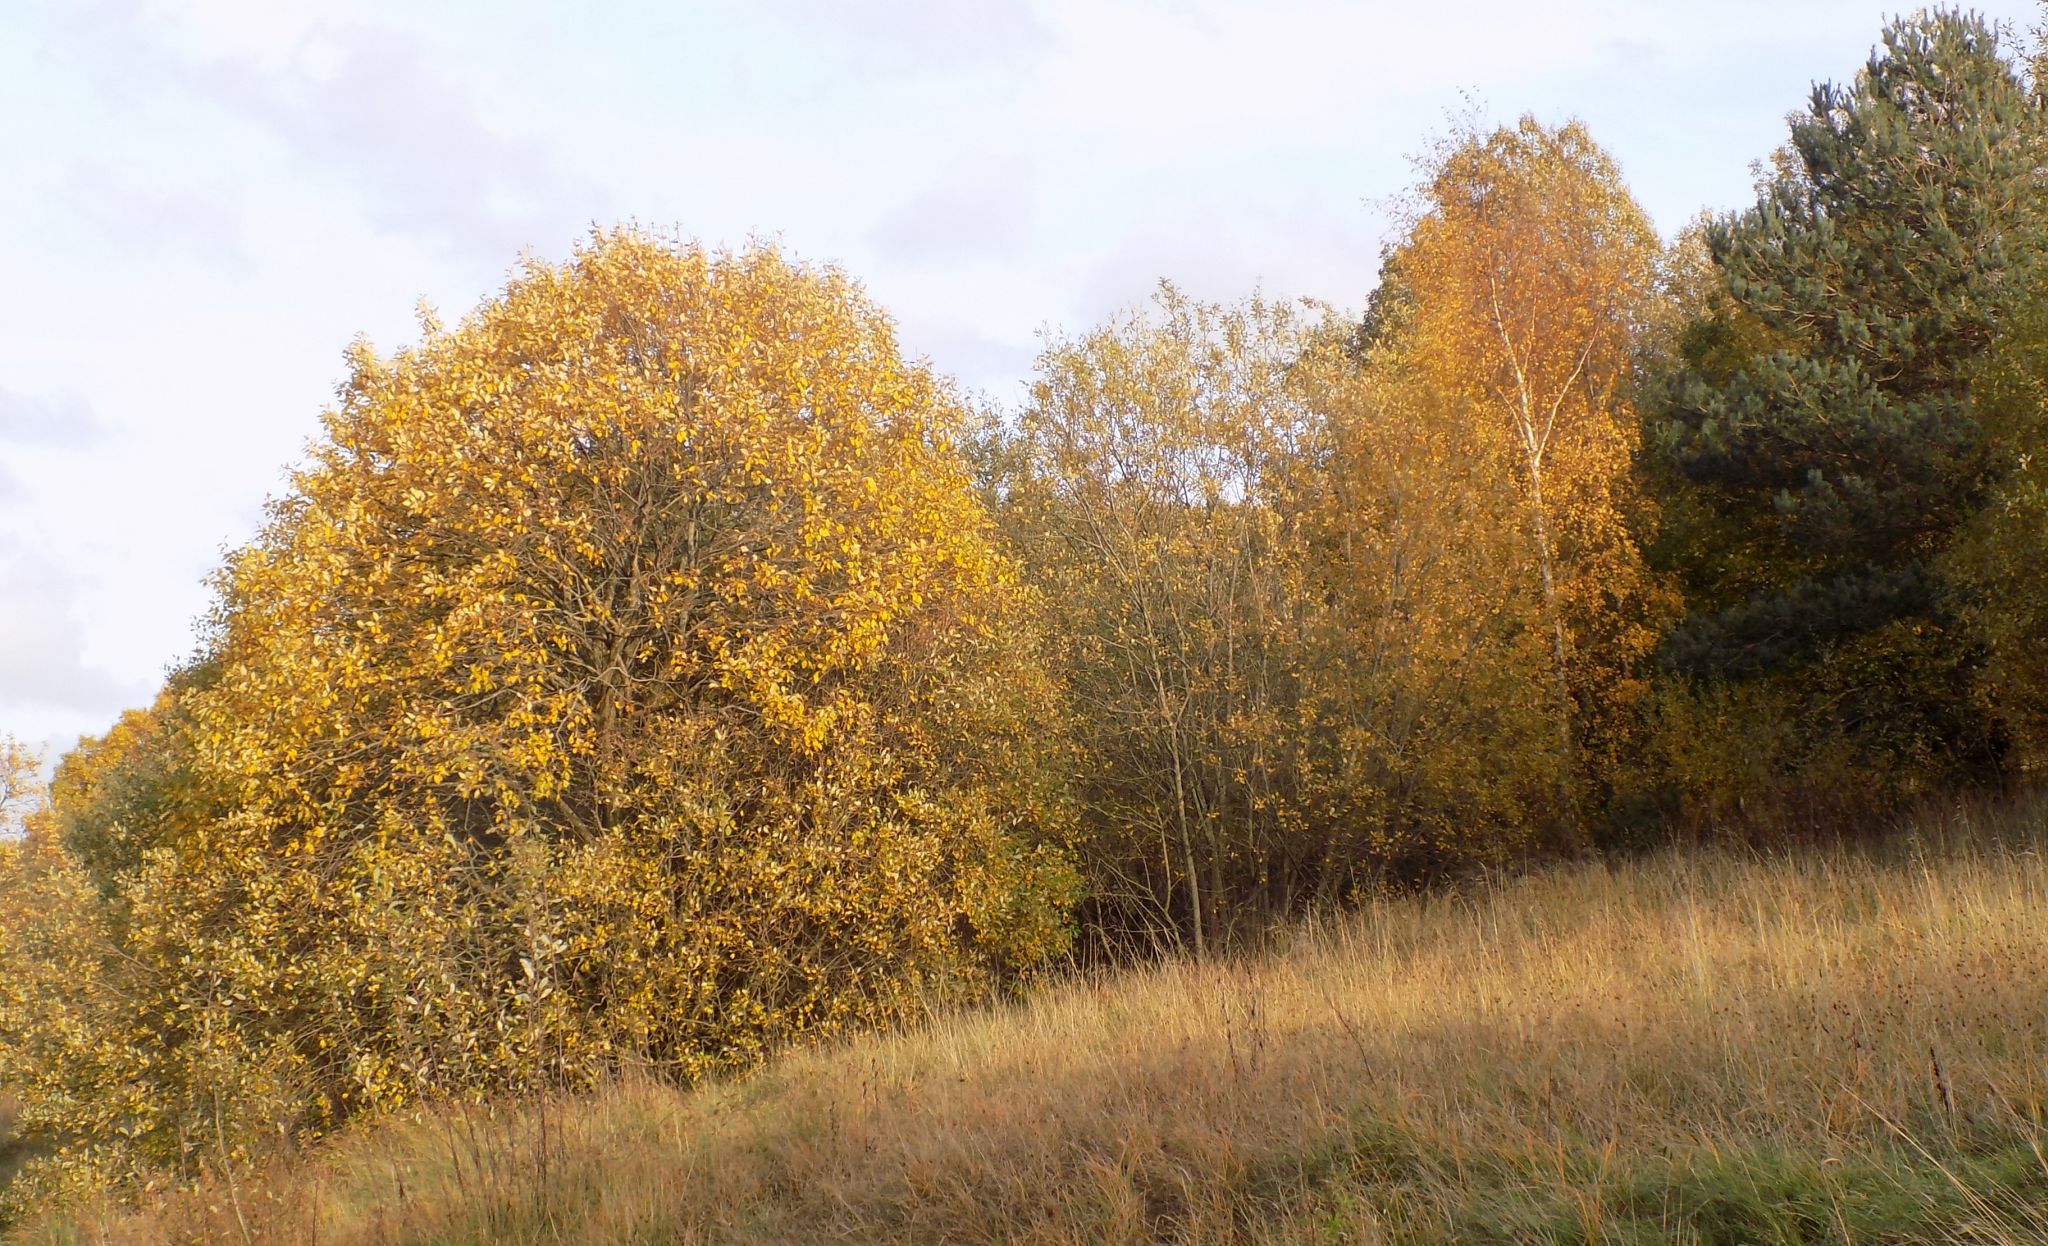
{"left": 2, "top": 230, "right": 1077, "bottom": 1197}
{"left": 1001, "top": 290, "right": 1331, "bottom": 951}
{"left": 1373, "top": 118, "right": 1672, "bottom": 825}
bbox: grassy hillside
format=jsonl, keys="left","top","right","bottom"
{"left": 18, "top": 798, "right": 2048, "bottom": 1245}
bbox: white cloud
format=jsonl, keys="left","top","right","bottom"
{"left": 51, "top": 0, "right": 609, "bottom": 261}
{"left": 0, "top": 537, "right": 146, "bottom": 717}
{"left": 870, "top": 157, "right": 1036, "bottom": 263}
{"left": 0, "top": 387, "right": 102, "bottom": 447}
{"left": 759, "top": 0, "right": 1055, "bottom": 67}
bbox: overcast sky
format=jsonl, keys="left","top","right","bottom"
{"left": 1, "top": 0, "right": 2040, "bottom": 756}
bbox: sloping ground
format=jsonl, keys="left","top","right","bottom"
{"left": 20, "top": 798, "right": 2048, "bottom": 1245}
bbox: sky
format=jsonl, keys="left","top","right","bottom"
{"left": 0, "top": 0, "right": 2041, "bottom": 759}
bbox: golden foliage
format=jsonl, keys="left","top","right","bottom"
{"left": 0, "top": 230, "right": 1075, "bottom": 1203}
{"left": 1313, "top": 336, "right": 1567, "bottom": 864}
{"left": 993, "top": 125, "right": 1676, "bottom": 949}
{"left": 998, "top": 283, "right": 1587, "bottom": 950}
{"left": 1380, "top": 118, "right": 1677, "bottom": 817}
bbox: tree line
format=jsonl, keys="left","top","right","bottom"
{"left": 2, "top": 7, "right": 2045, "bottom": 1212}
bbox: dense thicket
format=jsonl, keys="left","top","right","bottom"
{"left": 3, "top": 4, "right": 2046, "bottom": 1218}
{"left": 991, "top": 115, "right": 1665, "bottom": 951}
{"left": 1948, "top": 297, "right": 2048, "bottom": 774}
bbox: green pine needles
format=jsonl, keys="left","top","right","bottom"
{"left": 1651, "top": 9, "right": 2046, "bottom": 798}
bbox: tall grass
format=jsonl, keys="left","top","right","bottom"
{"left": 18, "top": 795, "right": 2048, "bottom": 1244}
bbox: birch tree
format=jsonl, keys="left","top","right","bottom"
{"left": 1381, "top": 118, "right": 1672, "bottom": 819}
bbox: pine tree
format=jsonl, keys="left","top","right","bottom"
{"left": 1652, "top": 11, "right": 2043, "bottom": 790}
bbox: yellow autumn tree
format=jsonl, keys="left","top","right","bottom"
{"left": 1376, "top": 118, "right": 1675, "bottom": 825}
{"left": 1, "top": 229, "right": 1076, "bottom": 1199}
{"left": 0, "top": 801, "right": 156, "bottom": 1211}
{"left": 1307, "top": 336, "right": 1568, "bottom": 873}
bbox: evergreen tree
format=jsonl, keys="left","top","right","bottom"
{"left": 1651, "top": 10, "right": 2043, "bottom": 793}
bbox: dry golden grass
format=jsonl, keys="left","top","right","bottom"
{"left": 19, "top": 796, "right": 2048, "bottom": 1244}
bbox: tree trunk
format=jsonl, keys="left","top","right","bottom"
{"left": 1521, "top": 455, "right": 1578, "bottom": 812}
